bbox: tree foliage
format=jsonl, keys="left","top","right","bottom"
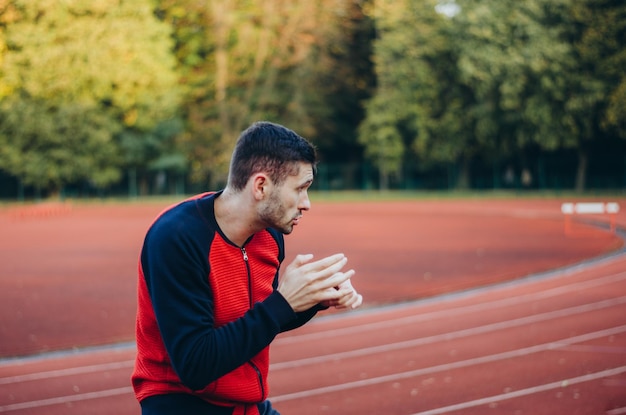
{"left": 156, "top": 0, "right": 372, "bottom": 186}
{"left": 0, "top": 98, "right": 120, "bottom": 191}
{"left": 306, "top": 0, "right": 375, "bottom": 164}
{"left": 0, "top": 0, "right": 624, "bottom": 196}
{"left": 358, "top": 0, "right": 626, "bottom": 190}
{"left": 0, "top": 0, "right": 180, "bottom": 194}
{"left": 451, "top": 0, "right": 576, "bottom": 167}
{"left": 360, "top": 0, "right": 475, "bottom": 187}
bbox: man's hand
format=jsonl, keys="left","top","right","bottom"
{"left": 320, "top": 279, "right": 363, "bottom": 310}
{"left": 277, "top": 253, "right": 362, "bottom": 312}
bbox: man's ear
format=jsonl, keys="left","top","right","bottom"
{"left": 251, "top": 173, "right": 270, "bottom": 200}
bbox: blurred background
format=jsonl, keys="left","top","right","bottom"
{"left": 0, "top": 0, "right": 624, "bottom": 200}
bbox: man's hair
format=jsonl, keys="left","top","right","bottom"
{"left": 227, "top": 121, "right": 318, "bottom": 191}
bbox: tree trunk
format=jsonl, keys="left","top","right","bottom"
{"left": 379, "top": 168, "right": 389, "bottom": 191}
{"left": 211, "top": 2, "right": 229, "bottom": 118}
{"left": 456, "top": 158, "right": 470, "bottom": 190}
{"left": 575, "top": 149, "right": 587, "bottom": 192}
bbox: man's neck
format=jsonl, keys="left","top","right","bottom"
{"left": 213, "top": 188, "right": 260, "bottom": 247}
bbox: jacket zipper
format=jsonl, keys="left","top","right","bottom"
{"left": 248, "top": 360, "right": 265, "bottom": 401}
{"left": 241, "top": 246, "right": 265, "bottom": 401}
{"left": 241, "top": 247, "right": 253, "bottom": 308}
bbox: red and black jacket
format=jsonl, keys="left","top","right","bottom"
{"left": 132, "top": 192, "right": 320, "bottom": 413}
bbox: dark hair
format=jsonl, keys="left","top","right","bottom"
{"left": 227, "top": 121, "right": 318, "bottom": 191}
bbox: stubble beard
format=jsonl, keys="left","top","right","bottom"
{"left": 259, "top": 190, "right": 294, "bottom": 235}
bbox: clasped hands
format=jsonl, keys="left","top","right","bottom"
{"left": 278, "top": 253, "right": 363, "bottom": 313}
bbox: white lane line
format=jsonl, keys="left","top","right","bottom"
{"left": 0, "top": 360, "right": 134, "bottom": 385}
{"left": 0, "top": 342, "right": 136, "bottom": 367}
{"left": 4, "top": 295, "right": 625, "bottom": 384}
{"left": 276, "top": 271, "right": 626, "bottom": 344}
{"left": 4, "top": 325, "right": 625, "bottom": 412}
{"left": 2, "top": 265, "right": 623, "bottom": 380}
{"left": 3, "top": 281, "right": 625, "bottom": 410}
{"left": 607, "top": 407, "right": 626, "bottom": 415}
{"left": 559, "top": 344, "right": 626, "bottom": 354}
{"left": 0, "top": 387, "right": 134, "bottom": 413}
{"left": 269, "top": 324, "right": 626, "bottom": 402}
{"left": 410, "top": 365, "right": 626, "bottom": 415}
{"left": 272, "top": 296, "right": 626, "bottom": 369}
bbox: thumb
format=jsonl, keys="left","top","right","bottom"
{"left": 292, "top": 253, "right": 314, "bottom": 266}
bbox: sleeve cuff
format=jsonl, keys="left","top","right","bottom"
{"left": 263, "top": 291, "right": 298, "bottom": 327}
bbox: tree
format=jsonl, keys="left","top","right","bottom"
{"left": 564, "top": 0, "right": 626, "bottom": 190}
{"left": 304, "top": 0, "right": 376, "bottom": 165}
{"left": 0, "top": 0, "right": 181, "bottom": 196}
{"left": 0, "top": 98, "right": 120, "bottom": 192}
{"left": 362, "top": 0, "right": 626, "bottom": 191}
{"left": 449, "top": 0, "right": 576, "bottom": 187}
{"left": 157, "top": 0, "right": 368, "bottom": 187}
{"left": 360, "top": 0, "right": 470, "bottom": 188}
{"left": 452, "top": 0, "right": 626, "bottom": 191}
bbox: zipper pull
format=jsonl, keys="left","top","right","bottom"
{"left": 241, "top": 247, "right": 248, "bottom": 261}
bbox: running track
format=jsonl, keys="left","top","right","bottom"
{"left": 1, "top": 198, "right": 625, "bottom": 414}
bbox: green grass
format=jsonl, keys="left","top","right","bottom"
{"left": 308, "top": 189, "right": 626, "bottom": 202}
{"left": 1, "top": 188, "right": 624, "bottom": 207}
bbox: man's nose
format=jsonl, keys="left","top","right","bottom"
{"left": 299, "top": 192, "right": 311, "bottom": 211}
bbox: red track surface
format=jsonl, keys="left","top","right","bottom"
{"left": 0, "top": 197, "right": 625, "bottom": 414}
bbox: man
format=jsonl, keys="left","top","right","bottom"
{"left": 132, "top": 121, "right": 363, "bottom": 414}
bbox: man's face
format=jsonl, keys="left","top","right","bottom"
{"left": 259, "top": 162, "right": 314, "bottom": 234}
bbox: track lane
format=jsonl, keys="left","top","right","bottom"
{"left": 0, "top": 200, "right": 624, "bottom": 415}
{"left": 4, "top": 253, "right": 624, "bottom": 415}
{"left": 270, "top": 254, "right": 626, "bottom": 414}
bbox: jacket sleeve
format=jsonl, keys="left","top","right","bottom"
{"left": 280, "top": 304, "right": 327, "bottom": 332}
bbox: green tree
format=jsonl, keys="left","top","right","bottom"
{"left": 302, "top": 0, "right": 375, "bottom": 165}
{"left": 563, "top": 0, "right": 626, "bottom": 190}
{"left": 157, "top": 0, "right": 368, "bottom": 187}
{"left": 0, "top": 98, "right": 120, "bottom": 192}
{"left": 360, "top": 0, "right": 467, "bottom": 188}
{"left": 0, "top": 0, "right": 180, "bottom": 196}
{"left": 452, "top": 0, "right": 626, "bottom": 191}
{"left": 451, "top": 0, "right": 576, "bottom": 184}
{"left": 363, "top": 0, "right": 626, "bottom": 191}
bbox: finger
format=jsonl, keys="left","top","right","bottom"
{"left": 335, "top": 279, "right": 354, "bottom": 291}
{"left": 326, "top": 292, "right": 357, "bottom": 310}
{"left": 337, "top": 291, "right": 363, "bottom": 310}
{"left": 287, "top": 254, "right": 344, "bottom": 281}
{"left": 283, "top": 254, "right": 315, "bottom": 277}
{"left": 301, "top": 258, "right": 349, "bottom": 287}
{"left": 291, "top": 253, "right": 314, "bottom": 267}
{"left": 305, "top": 253, "right": 346, "bottom": 273}
{"left": 317, "top": 288, "right": 349, "bottom": 304}
{"left": 349, "top": 293, "right": 363, "bottom": 309}
{"left": 318, "top": 276, "right": 356, "bottom": 302}
{"left": 321, "top": 269, "right": 355, "bottom": 290}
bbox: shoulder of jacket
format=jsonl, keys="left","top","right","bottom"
{"left": 265, "top": 228, "right": 285, "bottom": 262}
